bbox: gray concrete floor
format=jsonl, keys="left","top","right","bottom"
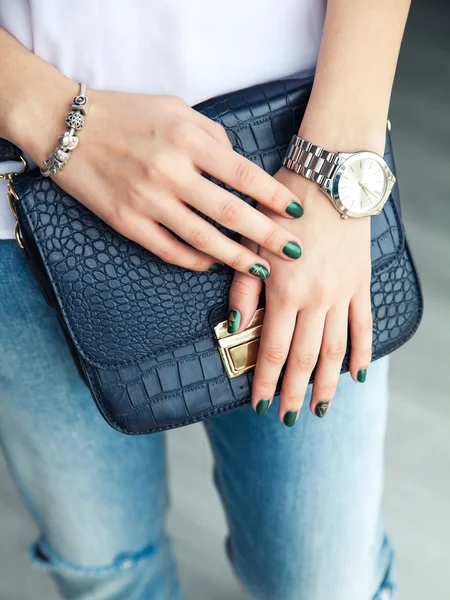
{"left": 1, "top": 1, "right": 449, "bottom": 598}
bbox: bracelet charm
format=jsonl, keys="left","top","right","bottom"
{"left": 59, "top": 132, "right": 79, "bottom": 150}
{"left": 71, "top": 92, "right": 89, "bottom": 115}
{"left": 41, "top": 82, "right": 87, "bottom": 177}
{"left": 65, "top": 110, "right": 84, "bottom": 130}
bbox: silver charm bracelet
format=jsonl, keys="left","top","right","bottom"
{"left": 40, "top": 82, "right": 89, "bottom": 177}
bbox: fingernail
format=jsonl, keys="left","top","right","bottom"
{"left": 357, "top": 368, "right": 367, "bottom": 383}
{"left": 283, "top": 411, "right": 298, "bottom": 427}
{"left": 286, "top": 201, "right": 304, "bottom": 218}
{"left": 208, "top": 263, "right": 224, "bottom": 273}
{"left": 315, "top": 401, "right": 329, "bottom": 418}
{"left": 227, "top": 309, "right": 241, "bottom": 334}
{"left": 255, "top": 399, "right": 270, "bottom": 416}
{"left": 282, "top": 241, "right": 302, "bottom": 259}
{"left": 249, "top": 264, "right": 270, "bottom": 279}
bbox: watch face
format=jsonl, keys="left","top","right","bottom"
{"left": 336, "top": 154, "right": 389, "bottom": 216}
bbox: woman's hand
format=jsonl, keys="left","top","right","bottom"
{"left": 228, "top": 168, "right": 373, "bottom": 423}
{"left": 16, "top": 82, "right": 305, "bottom": 276}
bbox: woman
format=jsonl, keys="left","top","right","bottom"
{"left": 0, "top": 1, "right": 411, "bottom": 599}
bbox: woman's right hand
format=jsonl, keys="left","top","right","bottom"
{"left": 20, "top": 83, "right": 305, "bottom": 276}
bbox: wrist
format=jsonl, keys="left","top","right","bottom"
{"left": 298, "top": 100, "right": 388, "bottom": 157}
{"left": 277, "top": 166, "right": 334, "bottom": 212}
{"left": 4, "top": 72, "right": 79, "bottom": 166}
{"left": 280, "top": 113, "right": 392, "bottom": 218}
{"left": 298, "top": 116, "right": 387, "bottom": 157}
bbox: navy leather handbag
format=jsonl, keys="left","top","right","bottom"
{"left": 0, "top": 78, "right": 423, "bottom": 435}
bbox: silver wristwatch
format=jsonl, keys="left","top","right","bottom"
{"left": 282, "top": 134, "right": 396, "bottom": 219}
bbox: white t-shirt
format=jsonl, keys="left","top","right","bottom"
{"left": 0, "top": 0, "right": 326, "bottom": 238}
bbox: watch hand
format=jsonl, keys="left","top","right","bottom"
{"left": 359, "top": 183, "right": 378, "bottom": 200}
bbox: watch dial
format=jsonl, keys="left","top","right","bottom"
{"left": 337, "top": 157, "right": 388, "bottom": 214}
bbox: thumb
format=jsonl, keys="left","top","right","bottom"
{"left": 227, "top": 238, "right": 263, "bottom": 334}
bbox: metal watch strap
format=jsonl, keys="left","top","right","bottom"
{"left": 282, "top": 134, "right": 342, "bottom": 185}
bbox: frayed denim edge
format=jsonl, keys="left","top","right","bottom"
{"left": 29, "top": 535, "right": 156, "bottom": 577}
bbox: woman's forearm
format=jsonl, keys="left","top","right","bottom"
{"left": 299, "top": 0, "right": 411, "bottom": 154}
{"left": 233, "top": 1, "right": 412, "bottom": 422}
{"left": 0, "top": 28, "right": 76, "bottom": 158}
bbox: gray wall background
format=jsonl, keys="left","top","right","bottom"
{"left": 1, "top": 1, "right": 449, "bottom": 598}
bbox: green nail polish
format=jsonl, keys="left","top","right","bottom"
{"left": 256, "top": 399, "right": 270, "bottom": 416}
{"left": 315, "top": 402, "right": 329, "bottom": 418}
{"left": 282, "top": 241, "right": 302, "bottom": 259}
{"left": 227, "top": 309, "right": 241, "bottom": 334}
{"left": 283, "top": 411, "right": 298, "bottom": 427}
{"left": 357, "top": 368, "right": 367, "bottom": 383}
{"left": 249, "top": 264, "right": 270, "bottom": 279}
{"left": 208, "top": 263, "right": 224, "bottom": 273}
{"left": 286, "top": 202, "right": 304, "bottom": 218}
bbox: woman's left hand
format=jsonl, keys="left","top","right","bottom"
{"left": 228, "top": 167, "right": 373, "bottom": 424}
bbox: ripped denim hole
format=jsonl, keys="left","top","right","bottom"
{"left": 377, "top": 586, "right": 396, "bottom": 600}
{"left": 374, "top": 542, "right": 397, "bottom": 600}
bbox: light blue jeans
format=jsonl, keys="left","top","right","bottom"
{"left": 0, "top": 239, "right": 395, "bottom": 600}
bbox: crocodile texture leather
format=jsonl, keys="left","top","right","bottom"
{"left": 0, "top": 139, "right": 21, "bottom": 162}
{"left": 0, "top": 78, "right": 423, "bottom": 435}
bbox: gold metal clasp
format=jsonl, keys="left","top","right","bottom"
{"left": 214, "top": 307, "right": 265, "bottom": 378}
{"left": 7, "top": 179, "right": 24, "bottom": 249}
{"left": 1, "top": 155, "right": 27, "bottom": 250}
{"left": 0, "top": 155, "right": 27, "bottom": 180}
{"left": 7, "top": 178, "right": 24, "bottom": 249}
{"left": 7, "top": 178, "right": 19, "bottom": 219}
{"left": 14, "top": 222, "right": 24, "bottom": 250}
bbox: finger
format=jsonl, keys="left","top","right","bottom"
{"left": 228, "top": 238, "right": 262, "bottom": 334}
{"left": 181, "top": 174, "right": 303, "bottom": 262}
{"left": 195, "top": 138, "right": 304, "bottom": 219}
{"left": 123, "top": 214, "right": 223, "bottom": 272}
{"left": 279, "top": 309, "right": 326, "bottom": 427}
{"left": 310, "top": 305, "right": 349, "bottom": 419}
{"left": 251, "top": 301, "right": 297, "bottom": 417}
{"left": 154, "top": 199, "right": 272, "bottom": 279}
{"left": 349, "top": 287, "right": 373, "bottom": 383}
{"left": 188, "top": 112, "right": 233, "bottom": 148}
{"left": 169, "top": 98, "right": 233, "bottom": 148}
